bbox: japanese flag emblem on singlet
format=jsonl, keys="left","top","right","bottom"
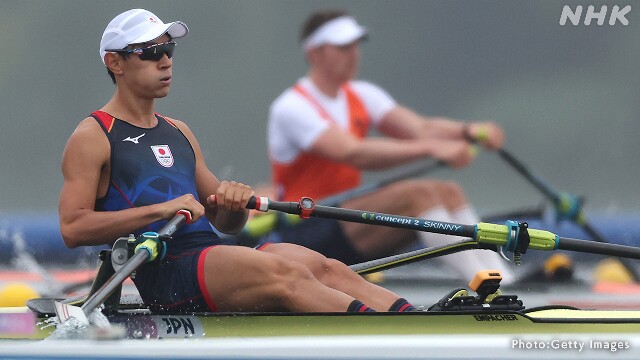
{"left": 150, "top": 145, "right": 174, "bottom": 167}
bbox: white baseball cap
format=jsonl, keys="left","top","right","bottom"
{"left": 302, "top": 16, "right": 367, "bottom": 50}
{"left": 100, "top": 9, "right": 189, "bottom": 64}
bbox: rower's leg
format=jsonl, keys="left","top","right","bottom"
{"left": 416, "top": 205, "right": 491, "bottom": 281}
{"left": 419, "top": 181, "right": 514, "bottom": 284}
{"left": 449, "top": 203, "right": 515, "bottom": 285}
{"left": 340, "top": 179, "right": 441, "bottom": 258}
{"left": 201, "top": 245, "right": 369, "bottom": 312}
{"left": 343, "top": 179, "right": 513, "bottom": 283}
{"left": 261, "top": 242, "right": 406, "bottom": 311}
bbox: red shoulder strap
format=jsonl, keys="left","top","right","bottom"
{"left": 155, "top": 112, "right": 179, "bottom": 129}
{"left": 91, "top": 111, "right": 115, "bottom": 133}
{"left": 342, "top": 84, "right": 370, "bottom": 138}
{"left": 293, "top": 84, "right": 334, "bottom": 124}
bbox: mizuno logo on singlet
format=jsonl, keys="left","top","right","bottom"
{"left": 123, "top": 133, "right": 146, "bottom": 144}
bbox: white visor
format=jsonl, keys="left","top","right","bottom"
{"left": 302, "top": 16, "right": 367, "bottom": 50}
{"left": 100, "top": 9, "right": 189, "bottom": 64}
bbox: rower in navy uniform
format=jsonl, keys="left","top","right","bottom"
{"left": 58, "top": 8, "right": 416, "bottom": 314}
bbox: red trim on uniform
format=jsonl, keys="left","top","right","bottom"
{"left": 197, "top": 246, "right": 219, "bottom": 312}
{"left": 256, "top": 242, "right": 273, "bottom": 251}
{"left": 358, "top": 304, "right": 369, "bottom": 312}
{"left": 107, "top": 180, "right": 152, "bottom": 232}
{"left": 91, "top": 111, "right": 116, "bottom": 133}
{"left": 109, "top": 180, "right": 136, "bottom": 208}
{"left": 158, "top": 113, "right": 179, "bottom": 128}
{"left": 293, "top": 85, "right": 334, "bottom": 123}
{"left": 398, "top": 303, "right": 411, "bottom": 312}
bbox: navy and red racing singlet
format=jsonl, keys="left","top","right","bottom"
{"left": 91, "top": 111, "right": 233, "bottom": 312}
{"left": 91, "top": 110, "right": 217, "bottom": 246}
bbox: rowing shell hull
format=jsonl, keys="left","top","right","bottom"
{"left": 3, "top": 307, "right": 640, "bottom": 339}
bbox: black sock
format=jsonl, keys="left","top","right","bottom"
{"left": 388, "top": 298, "right": 417, "bottom": 312}
{"left": 347, "top": 300, "right": 375, "bottom": 312}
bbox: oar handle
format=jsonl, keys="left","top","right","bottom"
{"left": 158, "top": 209, "right": 192, "bottom": 238}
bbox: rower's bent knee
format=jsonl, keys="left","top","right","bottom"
{"left": 437, "top": 181, "right": 467, "bottom": 206}
{"left": 397, "top": 180, "right": 442, "bottom": 213}
{"left": 311, "top": 258, "right": 352, "bottom": 286}
{"left": 267, "top": 259, "right": 317, "bottom": 303}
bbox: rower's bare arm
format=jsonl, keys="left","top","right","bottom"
{"left": 173, "top": 120, "right": 250, "bottom": 234}
{"left": 310, "top": 125, "right": 474, "bottom": 169}
{"left": 379, "top": 106, "right": 504, "bottom": 149}
{"left": 377, "top": 106, "right": 463, "bottom": 140}
{"left": 59, "top": 119, "right": 201, "bottom": 248}
{"left": 208, "top": 181, "right": 252, "bottom": 234}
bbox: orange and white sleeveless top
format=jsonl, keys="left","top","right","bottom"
{"left": 268, "top": 78, "right": 396, "bottom": 201}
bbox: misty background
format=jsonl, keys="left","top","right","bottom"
{"left": 1, "top": 0, "right": 639, "bottom": 219}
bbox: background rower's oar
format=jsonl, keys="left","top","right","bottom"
{"left": 320, "top": 160, "right": 444, "bottom": 207}
{"left": 54, "top": 210, "right": 191, "bottom": 324}
{"left": 497, "top": 147, "right": 640, "bottom": 280}
{"left": 242, "top": 160, "right": 444, "bottom": 239}
{"left": 247, "top": 196, "right": 640, "bottom": 263}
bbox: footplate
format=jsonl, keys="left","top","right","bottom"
{"left": 427, "top": 270, "right": 524, "bottom": 312}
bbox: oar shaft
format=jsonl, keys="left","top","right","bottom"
{"left": 240, "top": 161, "right": 444, "bottom": 241}
{"left": 80, "top": 250, "right": 148, "bottom": 315}
{"left": 498, "top": 148, "right": 640, "bottom": 280}
{"left": 558, "top": 237, "right": 640, "bottom": 260}
{"left": 80, "top": 212, "right": 189, "bottom": 316}
{"left": 320, "top": 161, "right": 443, "bottom": 207}
{"left": 158, "top": 211, "right": 191, "bottom": 238}
{"left": 258, "top": 198, "right": 476, "bottom": 238}
{"left": 349, "top": 240, "right": 484, "bottom": 275}
{"left": 498, "top": 149, "right": 559, "bottom": 202}
{"left": 249, "top": 197, "right": 640, "bottom": 263}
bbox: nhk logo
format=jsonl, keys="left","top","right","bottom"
{"left": 560, "top": 5, "right": 631, "bottom": 26}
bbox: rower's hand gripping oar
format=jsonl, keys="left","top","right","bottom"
{"left": 246, "top": 196, "right": 640, "bottom": 266}
{"left": 497, "top": 147, "right": 640, "bottom": 281}
{"left": 54, "top": 210, "right": 192, "bottom": 325}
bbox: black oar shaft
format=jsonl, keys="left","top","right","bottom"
{"left": 249, "top": 197, "right": 640, "bottom": 265}
{"left": 498, "top": 149, "right": 559, "bottom": 202}
{"left": 320, "top": 161, "right": 443, "bottom": 207}
{"left": 558, "top": 237, "right": 640, "bottom": 260}
{"left": 573, "top": 209, "right": 640, "bottom": 279}
{"left": 262, "top": 199, "right": 476, "bottom": 237}
{"left": 498, "top": 148, "right": 640, "bottom": 280}
{"left": 239, "top": 161, "right": 444, "bottom": 242}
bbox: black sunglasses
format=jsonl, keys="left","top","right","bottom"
{"left": 107, "top": 41, "right": 176, "bottom": 61}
